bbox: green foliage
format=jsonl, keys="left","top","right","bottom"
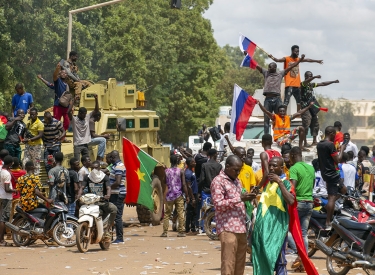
{"left": 315, "top": 95, "right": 356, "bottom": 133}
{"left": 0, "top": 0, "right": 266, "bottom": 145}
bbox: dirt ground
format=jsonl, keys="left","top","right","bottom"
{"left": 0, "top": 206, "right": 369, "bottom": 275}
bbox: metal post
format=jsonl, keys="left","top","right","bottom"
{"left": 67, "top": 12, "right": 72, "bottom": 59}
{"left": 66, "top": 0, "right": 124, "bottom": 58}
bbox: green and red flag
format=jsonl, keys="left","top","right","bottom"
{"left": 122, "top": 137, "right": 158, "bottom": 211}
{"left": 0, "top": 115, "right": 8, "bottom": 140}
{"left": 252, "top": 179, "right": 318, "bottom": 275}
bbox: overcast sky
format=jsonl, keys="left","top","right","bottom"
{"left": 204, "top": 0, "right": 375, "bottom": 100}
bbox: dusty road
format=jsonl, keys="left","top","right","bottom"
{"left": 0, "top": 206, "right": 369, "bottom": 275}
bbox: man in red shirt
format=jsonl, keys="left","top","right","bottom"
{"left": 9, "top": 157, "right": 26, "bottom": 213}
{"left": 334, "top": 121, "right": 343, "bottom": 150}
{"left": 268, "top": 45, "right": 323, "bottom": 110}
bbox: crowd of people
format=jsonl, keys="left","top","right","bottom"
{"left": 0, "top": 51, "right": 127, "bottom": 246}
{"left": 165, "top": 119, "right": 372, "bottom": 274}
{"left": 0, "top": 148, "right": 127, "bottom": 246}
{"left": 0, "top": 44, "right": 373, "bottom": 275}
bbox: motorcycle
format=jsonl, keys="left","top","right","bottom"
{"left": 316, "top": 217, "right": 375, "bottom": 275}
{"left": 307, "top": 189, "right": 375, "bottom": 257}
{"left": 75, "top": 194, "right": 112, "bottom": 253}
{"left": 6, "top": 199, "right": 78, "bottom": 247}
{"left": 200, "top": 197, "right": 217, "bottom": 240}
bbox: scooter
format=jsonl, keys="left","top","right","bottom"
{"left": 6, "top": 198, "right": 78, "bottom": 247}
{"left": 316, "top": 217, "right": 375, "bottom": 275}
{"left": 75, "top": 194, "right": 112, "bottom": 253}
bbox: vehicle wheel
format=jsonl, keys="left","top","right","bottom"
{"left": 204, "top": 211, "right": 218, "bottom": 241}
{"left": 53, "top": 220, "right": 78, "bottom": 247}
{"left": 307, "top": 228, "right": 318, "bottom": 257}
{"left": 76, "top": 222, "right": 90, "bottom": 253}
{"left": 136, "top": 177, "right": 163, "bottom": 225}
{"left": 326, "top": 238, "right": 351, "bottom": 275}
{"left": 99, "top": 241, "right": 111, "bottom": 251}
{"left": 12, "top": 218, "right": 32, "bottom": 247}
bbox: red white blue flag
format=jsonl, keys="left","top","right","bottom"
{"left": 230, "top": 84, "right": 257, "bottom": 141}
{"left": 239, "top": 34, "right": 257, "bottom": 56}
{"left": 240, "top": 54, "right": 258, "bottom": 69}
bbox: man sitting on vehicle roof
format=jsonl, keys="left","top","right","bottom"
{"left": 257, "top": 100, "right": 314, "bottom": 151}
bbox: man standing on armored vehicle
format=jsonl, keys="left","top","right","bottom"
{"left": 61, "top": 51, "right": 91, "bottom": 106}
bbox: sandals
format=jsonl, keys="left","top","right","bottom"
{"left": 301, "top": 147, "right": 310, "bottom": 152}
{"left": 160, "top": 232, "right": 167, "bottom": 237}
{"left": 291, "top": 257, "right": 301, "bottom": 269}
{"left": 0, "top": 241, "right": 13, "bottom": 247}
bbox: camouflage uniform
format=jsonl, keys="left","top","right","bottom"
{"left": 64, "top": 59, "right": 91, "bottom": 103}
{"left": 23, "top": 144, "right": 43, "bottom": 175}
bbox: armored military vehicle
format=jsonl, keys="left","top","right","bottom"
{"left": 32, "top": 79, "right": 170, "bottom": 225}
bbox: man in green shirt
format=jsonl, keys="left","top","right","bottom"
{"left": 288, "top": 146, "right": 315, "bottom": 271}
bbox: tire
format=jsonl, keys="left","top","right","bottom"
{"left": 136, "top": 177, "right": 163, "bottom": 226}
{"left": 204, "top": 211, "right": 218, "bottom": 241}
{"left": 12, "top": 218, "right": 32, "bottom": 247}
{"left": 99, "top": 241, "right": 110, "bottom": 251}
{"left": 326, "top": 238, "right": 351, "bottom": 275}
{"left": 76, "top": 222, "right": 90, "bottom": 253}
{"left": 52, "top": 220, "right": 78, "bottom": 247}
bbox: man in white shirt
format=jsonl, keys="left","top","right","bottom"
{"left": 247, "top": 148, "right": 260, "bottom": 172}
{"left": 219, "top": 122, "right": 230, "bottom": 156}
{"left": 0, "top": 156, "right": 15, "bottom": 245}
{"left": 340, "top": 152, "right": 357, "bottom": 189}
{"left": 341, "top": 133, "right": 358, "bottom": 158}
{"left": 78, "top": 156, "right": 91, "bottom": 191}
{"left": 312, "top": 158, "right": 327, "bottom": 196}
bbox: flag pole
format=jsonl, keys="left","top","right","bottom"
{"left": 256, "top": 45, "right": 271, "bottom": 57}
{"left": 239, "top": 32, "right": 271, "bottom": 56}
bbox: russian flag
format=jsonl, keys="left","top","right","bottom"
{"left": 239, "top": 34, "right": 257, "bottom": 57}
{"left": 230, "top": 84, "right": 257, "bottom": 141}
{"left": 240, "top": 54, "right": 258, "bottom": 69}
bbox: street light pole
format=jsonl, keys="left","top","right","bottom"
{"left": 67, "top": 0, "right": 125, "bottom": 59}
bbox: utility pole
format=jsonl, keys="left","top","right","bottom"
{"left": 67, "top": 0, "right": 124, "bottom": 59}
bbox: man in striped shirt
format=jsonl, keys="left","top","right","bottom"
{"left": 42, "top": 112, "right": 65, "bottom": 173}
{"left": 108, "top": 150, "right": 126, "bottom": 244}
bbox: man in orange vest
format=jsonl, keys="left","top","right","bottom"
{"left": 257, "top": 101, "right": 314, "bottom": 151}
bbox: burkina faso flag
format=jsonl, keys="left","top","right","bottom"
{"left": 122, "top": 137, "right": 158, "bottom": 210}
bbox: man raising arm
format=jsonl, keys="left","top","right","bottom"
{"left": 268, "top": 45, "right": 323, "bottom": 109}
{"left": 300, "top": 71, "right": 339, "bottom": 146}
{"left": 255, "top": 54, "right": 305, "bottom": 134}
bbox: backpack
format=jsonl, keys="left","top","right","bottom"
{"left": 55, "top": 167, "right": 68, "bottom": 188}
{"left": 58, "top": 85, "right": 72, "bottom": 108}
{"left": 50, "top": 167, "right": 68, "bottom": 204}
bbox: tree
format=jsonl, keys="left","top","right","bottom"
{"left": 315, "top": 95, "right": 356, "bottom": 133}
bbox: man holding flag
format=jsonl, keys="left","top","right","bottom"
{"left": 252, "top": 157, "right": 319, "bottom": 275}
{"left": 255, "top": 55, "right": 305, "bottom": 135}
{"left": 252, "top": 156, "right": 294, "bottom": 275}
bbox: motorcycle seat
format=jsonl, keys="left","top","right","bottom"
{"left": 338, "top": 218, "right": 372, "bottom": 232}
{"left": 27, "top": 208, "right": 49, "bottom": 215}
{"left": 311, "top": 211, "right": 327, "bottom": 219}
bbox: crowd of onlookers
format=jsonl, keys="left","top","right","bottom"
{"left": 0, "top": 51, "right": 131, "bottom": 246}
